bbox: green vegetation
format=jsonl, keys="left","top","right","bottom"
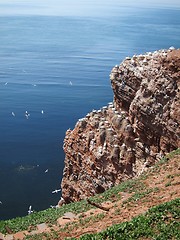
{"left": 157, "top": 148, "right": 180, "bottom": 166}
{"left": 68, "top": 198, "right": 180, "bottom": 240}
{"left": 0, "top": 200, "right": 92, "bottom": 234}
{"left": 148, "top": 148, "right": 180, "bottom": 174}
{"left": 90, "top": 178, "right": 145, "bottom": 204}
{"left": 122, "top": 187, "right": 160, "bottom": 205}
{"left": 25, "top": 230, "right": 59, "bottom": 240}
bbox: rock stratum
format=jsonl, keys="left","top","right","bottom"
{"left": 60, "top": 48, "right": 180, "bottom": 204}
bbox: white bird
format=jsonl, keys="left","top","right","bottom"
{"left": 50, "top": 205, "right": 57, "bottom": 209}
{"left": 11, "top": 112, "right": 15, "bottom": 117}
{"left": 0, "top": 201, "right": 2, "bottom": 204}
{"left": 25, "top": 111, "right": 30, "bottom": 119}
{"left": 28, "top": 205, "right": 33, "bottom": 215}
{"left": 69, "top": 81, "right": 72, "bottom": 85}
{"left": 169, "top": 46, "right": 175, "bottom": 50}
{"left": 52, "top": 189, "right": 61, "bottom": 194}
{"left": 41, "top": 110, "right": 44, "bottom": 114}
{"left": 4, "top": 82, "right": 8, "bottom": 85}
{"left": 45, "top": 169, "right": 48, "bottom": 173}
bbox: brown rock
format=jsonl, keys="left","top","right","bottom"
{"left": 13, "top": 231, "right": 28, "bottom": 240}
{"left": 61, "top": 49, "right": 180, "bottom": 203}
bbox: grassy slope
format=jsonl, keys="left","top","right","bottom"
{"left": 69, "top": 198, "right": 180, "bottom": 240}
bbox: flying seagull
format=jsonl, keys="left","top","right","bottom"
{"left": 52, "top": 189, "right": 61, "bottom": 194}
{"left": 25, "top": 111, "right": 30, "bottom": 119}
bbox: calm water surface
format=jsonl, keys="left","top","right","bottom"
{"left": 0, "top": 7, "right": 180, "bottom": 220}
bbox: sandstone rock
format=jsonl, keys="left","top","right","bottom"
{"left": 3, "top": 235, "right": 13, "bottom": 240}
{"left": 61, "top": 49, "right": 180, "bottom": 203}
{"left": 36, "top": 223, "right": 48, "bottom": 233}
{"left": 0, "top": 233, "right": 5, "bottom": 240}
{"left": 63, "top": 212, "right": 77, "bottom": 219}
{"left": 13, "top": 231, "right": 28, "bottom": 240}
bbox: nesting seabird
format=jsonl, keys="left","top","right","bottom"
{"left": 11, "top": 112, "right": 15, "bottom": 117}
{"left": 28, "top": 205, "right": 33, "bottom": 215}
{"left": 60, "top": 197, "right": 64, "bottom": 201}
{"left": 114, "top": 144, "right": 119, "bottom": 148}
{"left": 50, "top": 205, "right": 57, "bottom": 209}
{"left": 45, "top": 169, "right": 48, "bottom": 173}
{"left": 108, "top": 104, "right": 114, "bottom": 108}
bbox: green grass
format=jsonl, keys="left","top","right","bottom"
{"left": 122, "top": 187, "right": 160, "bottom": 205}
{"left": 157, "top": 148, "right": 180, "bottom": 166}
{"left": 0, "top": 200, "right": 91, "bottom": 234}
{"left": 25, "top": 230, "right": 60, "bottom": 240}
{"left": 68, "top": 198, "right": 180, "bottom": 240}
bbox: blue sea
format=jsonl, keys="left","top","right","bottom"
{"left": 0, "top": 6, "right": 180, "bottom": 220}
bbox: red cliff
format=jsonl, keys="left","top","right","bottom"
{"left": 60, "top": 48, "right": 180, "bottom": 204}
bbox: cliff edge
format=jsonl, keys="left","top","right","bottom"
{"left": 61, "top": 48, "right": 180, "bottom": 204}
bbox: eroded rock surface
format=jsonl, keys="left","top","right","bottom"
{"left": 61, "top": 48, "right": 180, "bottom": 203}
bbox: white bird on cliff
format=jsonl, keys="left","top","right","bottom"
{"left": 11, "top": 112, "right": 15, "bottom": 117}
{"left": 60, "top": 197, "right": 64, "bottom": 201}
{"left": 0, "top": 201, "right": 2, "bottom": 204}
{"left": 45, "top": 169, "right": 48, "bottom": 173}
{"left": 50, "top": 205, "right": 57, "bottom": 209}
{"left": 28, "top": 205, "right": 33, "bottom": 215}
{"left": 41, "top": 110, "right": 44, "bottom": 114}
{"left": 52, "top": 189, "right": 61, "bottom": 194}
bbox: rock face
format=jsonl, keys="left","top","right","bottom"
{"left": 61, "top": 48, "right": 180, "bottom": 204}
